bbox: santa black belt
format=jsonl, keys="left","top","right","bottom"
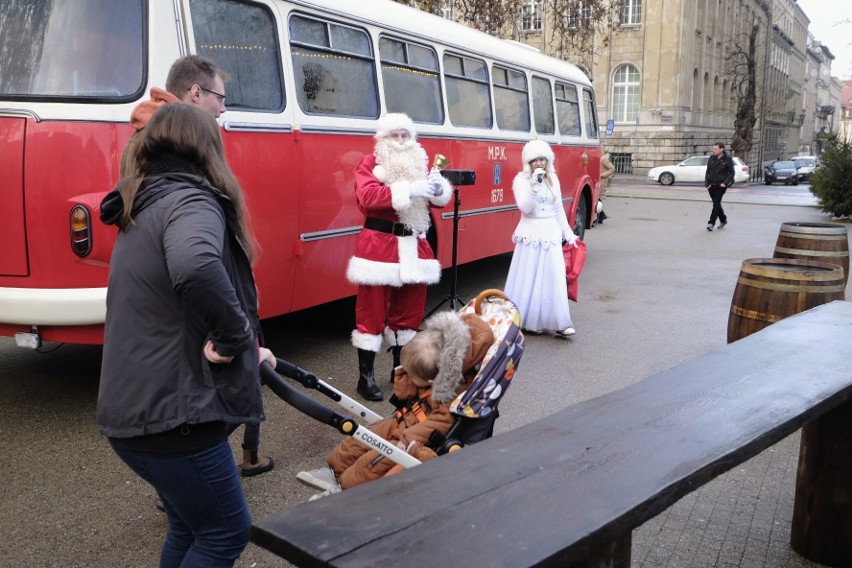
{"left": 364, "top": 217, "right": 414, "bottom": 237}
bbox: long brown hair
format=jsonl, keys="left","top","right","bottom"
{"left": 117, "top": 104, "right": 256, "bottom": 261}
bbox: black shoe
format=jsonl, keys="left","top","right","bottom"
{"left": 598, "top": 210, "right": 607, "bottom": 224}
{"left": 706, "top": 223, "right": 714, "bottom": 231}
{"left": 718, "top": 221, "right": 727, "bottom": 229}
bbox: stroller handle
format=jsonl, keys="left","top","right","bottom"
{"left": 260, "top": 361, "right": 357, "bottom": 436}
{"left": 474, "top": 289, "right": 511, "bottom": 315}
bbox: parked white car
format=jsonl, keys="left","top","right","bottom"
{"left": 792, "top": 155, "right": 817, "bottom": 181}
{"left": 648, "top": 156, "right": 750, "bottom": 185}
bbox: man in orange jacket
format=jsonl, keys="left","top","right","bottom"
{"left": 119, "top": 55, "right": 228, "bottom": 177}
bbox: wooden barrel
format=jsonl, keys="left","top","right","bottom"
{"left": 773, "top": 222, "right": 849, "bottom": 286}
{"left": 727, "top": 258, "right": 846, "bottom": 343}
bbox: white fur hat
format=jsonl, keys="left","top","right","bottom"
{"left": 521, "top": 139, "right": 555, "bottom": 168}
{"left": 375, "top": 112, "right": 416, "bottom": 141}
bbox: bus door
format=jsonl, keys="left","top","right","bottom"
{"left": 182, "top": 0, "right": 299, "bottom": 319}
{"left": 0, "top": 117, "right": 27, "bottom": 278}
{"left": 284, "top": 11, "right": 382, "bottom": 310}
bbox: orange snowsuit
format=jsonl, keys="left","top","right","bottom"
{"left": 327, "top": 313, "right": 493, "bottom": 489}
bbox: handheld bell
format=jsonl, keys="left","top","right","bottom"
{"left": 432, "top": 154, "right": 450, "bottom": 171}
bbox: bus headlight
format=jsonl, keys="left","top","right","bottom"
{"left": 70, "top": 204, "right": 92, "bottom": 257}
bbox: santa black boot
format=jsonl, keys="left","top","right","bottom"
{"left": 388, "top": 345, "right": 403, "bottom": 384}
{"left": 356, "top": 348, "right": 383, "bottom": 401}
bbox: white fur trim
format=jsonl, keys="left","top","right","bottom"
{"left": 351, "top": 330, "right": 383, "bottom": 351}
{"left": 398, "top": 236, "right": 441, "bottom": 284}
{"left": 390, "top": 181, "right": 411, "bottom": 211}
{"left": 346, "top": 257, "right": 403, "bottom": 287}
{"left": 373, "top": 164, "right": 387, "bottom": 183}
{"left": 375, "top": 113, "right": 416, "bottom": 141}
{"left": 384, "top": 327, "right": 417, "bottom": 346}
{"left": 522, "top": 140, "right": 555, "bottom": 169}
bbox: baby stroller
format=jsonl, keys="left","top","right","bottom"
{"left": 259, "top": 289, "right": 525, "bottom": 489}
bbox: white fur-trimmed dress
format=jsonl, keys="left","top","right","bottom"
{"left": 504, "top": 170, "right": 574, "bottom": 333}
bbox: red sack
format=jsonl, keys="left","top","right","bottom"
{"left": 563, "top": 239, "right": 587, "bottom": 302}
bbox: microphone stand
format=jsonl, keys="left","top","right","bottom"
{"left": 426, "top": 184, "right": 464, "bottom": 316}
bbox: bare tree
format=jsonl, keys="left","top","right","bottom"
{"left": 727, "top": 23, "right": 760, "bottom": 158}
{"left": 395, "top": 0, "right": 620, "bottom": 56}
{"left": 537, "top": 0, "right": 621, "bottom": 59}
{"left": 398, "top": 0, "right": 522, "bottom": 35}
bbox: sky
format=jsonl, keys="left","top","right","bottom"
{"left": 796, "top": 0, "right": 852, "bottom": 80}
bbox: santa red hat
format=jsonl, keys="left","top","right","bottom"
{"left": 375, "top": 112, "right": 416, "bottom": 141}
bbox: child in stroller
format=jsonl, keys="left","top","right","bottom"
{"left": 298, "top": 309, "right": 494, "bottom": 497}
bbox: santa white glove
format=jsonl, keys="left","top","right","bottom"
{"left": 563, "top": 231, "right": 578, "bottom": 248}
{"left": 409, "top": 179, "right": 434, "bottom": 198}
{"left": 427, "top": 169, "right": 444, "bottom": 196}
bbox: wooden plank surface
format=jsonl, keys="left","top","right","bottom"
{"left": 252, "top": 300, "right": 852, "bottom": 567}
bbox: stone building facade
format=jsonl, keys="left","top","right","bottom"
{"left": 494, "top": 0, "right": 841, "bottom": 176}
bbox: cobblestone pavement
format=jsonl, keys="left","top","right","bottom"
{"left": 1, "top": 183, "right": 844, "bottom": 567}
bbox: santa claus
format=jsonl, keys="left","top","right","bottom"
{"left": 347, "top": 113, "right": 451, "bottom": 401}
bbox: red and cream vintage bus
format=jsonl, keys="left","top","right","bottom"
{"left": 0, "top": 0, "right": 601, "bottom": 348}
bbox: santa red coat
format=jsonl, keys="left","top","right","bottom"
{"left": 346, "top": 153, "right": 451, "bottom": 287}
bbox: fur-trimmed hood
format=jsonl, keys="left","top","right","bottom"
{"left": 422, "top": 312, "right": 494, "bottom": 403}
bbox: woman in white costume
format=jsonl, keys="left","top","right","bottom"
{"left": 504, "top": 140, "right": 579, "bottom": 337}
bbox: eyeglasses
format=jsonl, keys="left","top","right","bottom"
{"left": 197, "top": 85, "right": 226, "bottom": 104}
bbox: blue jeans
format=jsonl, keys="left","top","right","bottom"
{"left": 110, "top": 440, "right": 251, "bottom": 568}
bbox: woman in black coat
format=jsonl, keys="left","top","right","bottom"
{"left": 98, "top": 104, "right": 274, "bottom": 567}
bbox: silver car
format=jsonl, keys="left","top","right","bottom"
{"left": 792, "top": 156, "right": 817, "bottom": 181}
{"left": 648, "top": 155, "right": 750, "bottom": 185}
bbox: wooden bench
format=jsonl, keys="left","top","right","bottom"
{"left": 252, "top": 300, "right": 852, "bottom": 567}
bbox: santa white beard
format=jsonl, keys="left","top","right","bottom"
{"left": 374, "top": 138, "right": 428, "bottom": 184}
{"left": 374, "top": 138, "right": 431, "bottom": 234}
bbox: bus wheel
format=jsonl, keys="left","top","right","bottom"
{"left": 573, "top": 196, "right": 588, "bottom": 241}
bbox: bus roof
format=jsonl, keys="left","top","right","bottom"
{"left": 290, "top": 0, "right": 593, "bottom": 88}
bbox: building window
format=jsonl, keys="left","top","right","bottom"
{"left": 611, "top": 63, "right": 640, "bottom": 123}
{"left": 621, "top": 0, "right": 642, "bottom": 25}
{"left": 566, "top": 2, "right": 590, "bottom": 29}
{"left": 522, "top": 0, "right": 542, "bottom": 32}
{"left": 440, "top": 1, "right": 452, "bottom": 20}
{"left": 611, "top": 153, "right": 633, "bottom": 174}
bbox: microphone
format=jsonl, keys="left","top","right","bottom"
{"left": 537, "top": 172, "right": 544, "bottom": 183}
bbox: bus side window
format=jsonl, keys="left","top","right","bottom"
{"left": 379, "top": 36, "right": 443, "bottom": 124}
{"left": 555, "top": 82, "right": 581, "bottom": 137}
{"left": 532, "top": 76, "right": 555, "bottom": 135}
{"left": 443, "top": 53, "right": 492, "bottom": 129}
{"left": 493, "top": 66, "right": 530, "bottom": 132}
{"left": 583, "top": 88, "right": 599, "bottom": 138}
{"left": 290, "top": 14, "right": 378, "bottom": 118}
{"left": 189, "top": 0, "right": 284, "bottom": 111}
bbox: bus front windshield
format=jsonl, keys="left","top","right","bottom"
{"left": 0, "top": 0, "right": 144, "bottom": 100}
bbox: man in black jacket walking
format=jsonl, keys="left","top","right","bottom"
{"left": 704, "top": 142, "right": 735, "bottom": 231}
